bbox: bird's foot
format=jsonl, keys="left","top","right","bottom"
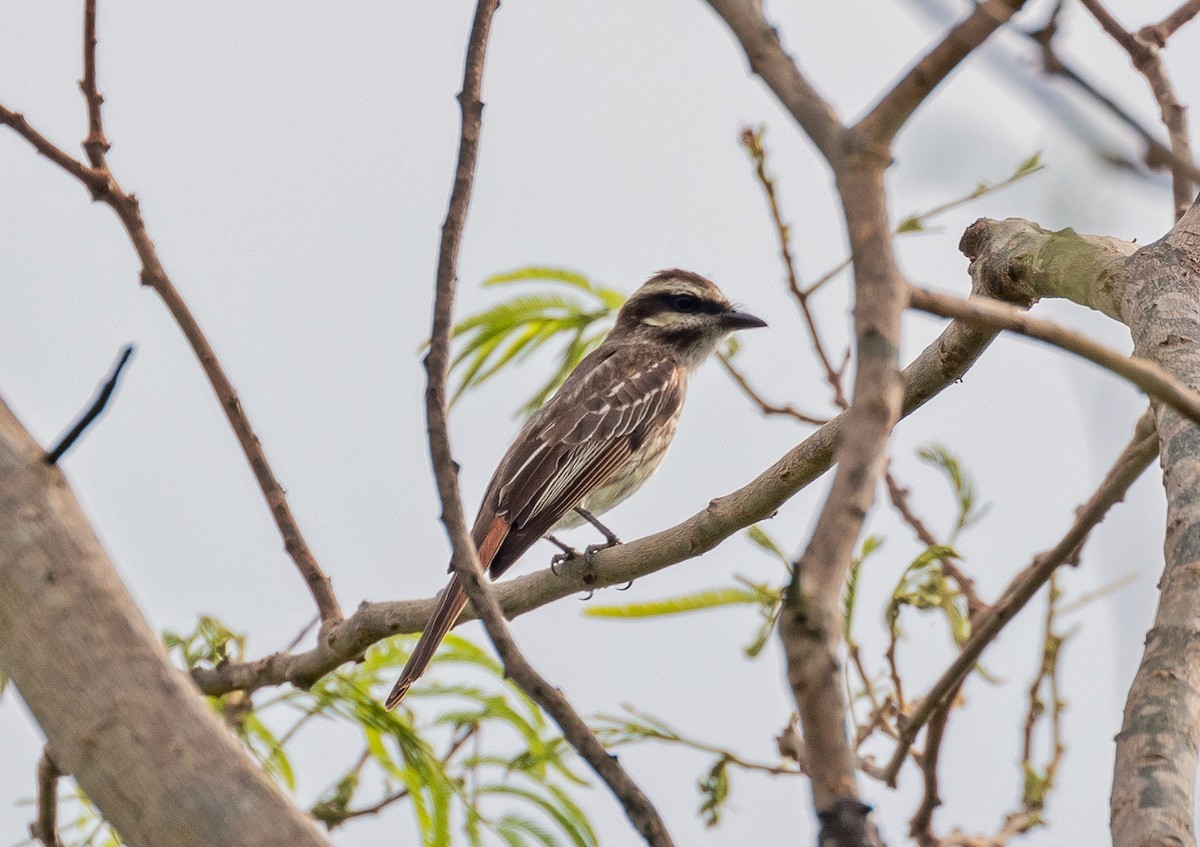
{"left": 617, "top": 580, "right": 634, "bottom": 591}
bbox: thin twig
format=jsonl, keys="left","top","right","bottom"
{"left": 908, "top": 285, "right": 1200, "bottom": 428}
{"left": 1078, "top": 0, "right": 1196, "bottom": 218}
{"left": 44, "top": 345, "right": 134, "bottom": 464}
{"left": 1026, "top": 14, "right": 1200, "bottom": 195}
{"left": 80, "top": 0, "right": 109, "bottom": 166}
{"left": 884, "top": 468, "right": 987, "bottom": 620}
{"left": 881, "top": 411, "right": 1159, "bottom": 784}
{"left": 740, "top": 127, "right": 848, "bottom": 408}
{"left": 29, "top": 749, "right": 65, "bottom": 847}
{"left": 909, "top": 691, "right": 959, "bottom": 847}
{"left": 420, "top": 3, "right": 673, "bottom": 845}
{"left": 0, "top": 3, "right": 342, "bottom": 625}
{"left": 717, "top": 353, "right": 827, "bottom": 424}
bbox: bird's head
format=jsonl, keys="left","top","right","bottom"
{"left": 611, "top": 270, "right": 767, "bottom": 367}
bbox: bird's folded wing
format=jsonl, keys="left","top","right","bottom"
{"left": 495, "top": 350, "right": 684, "bottom": 539}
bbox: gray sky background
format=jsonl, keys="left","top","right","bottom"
{"left": 2, "top": 1, "right": 1197, "bottom": 844}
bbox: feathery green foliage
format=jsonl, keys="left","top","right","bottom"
{"left": 451, "top": 268, "right": 625, "bottom": 417}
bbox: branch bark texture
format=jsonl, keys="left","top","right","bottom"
{"left": 958, "top": 205, "right": 1200, "bottom": 847}
{"left": 0, "top": 398, "right": 331, "bottom": 847}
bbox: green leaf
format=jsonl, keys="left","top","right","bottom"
{"left": 240, "top": 712, "right": 296, "bottom": 790}
{"left": 843, "top": 535, "right": 883, "bottom": 640}
{"left": 584, "top": 587, "right": 770, "bottom": 619}
{"left": 480, "top": 784, "right": 596, "bottom": 847}
{"left": 698, "top": 756, "right": 730, "bottom": 827}
{"left": 917, "top": 444, "right": 989, "bottom": 540}
{"left": 485, "top": 266, "right": 596, "bottom": 292}
{"left": 1015, "top": 150, "right": 1044, "bottom": 177}
{"left": 496, "top": 813, "right": 560, "bottom": 847}
{"left": 746, "top": 524, "right": 791, "bottom": 565}
{"left": 450, "top": 267, "right": 627, "bottom": 415}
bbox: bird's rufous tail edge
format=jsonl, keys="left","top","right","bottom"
{"left": 385, "top": 578, "right": 469, "bottom": 709}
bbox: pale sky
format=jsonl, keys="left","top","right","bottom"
{"left": 2, "top": 1, "right": 1197, "bottom": 844}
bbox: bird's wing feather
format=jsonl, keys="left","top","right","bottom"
{"left": 492, "top": 348, "right": 684, "bottom": 539}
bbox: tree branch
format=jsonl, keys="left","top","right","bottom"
{"left": 1079, "top": 0, "right": 1197, "bottom": 218}
{"left": 29, "top": 749, "right": 65, "bottom": 847}
{"left": 0, "top": 398, "right": 333, "bottom": 847}
{"left": 857, "top": 0, "right": 1028, "bottom": 146}
{"left": 419, "top": 3, "right": 674, "bottom": 844}
{"left": 0, "top": 6, "right": 341, "bottom": 626}
{"left": 881, "top": 410, "right": 1159, "bottom": 784}
{"left": 704, "top": 0, "right": 845, "bottom": 161}
{"left": 44, "top": 345, "right": 134, "bottom": 464}
{"left": 908, "top": 285, "right": 1200, "bottom": 427}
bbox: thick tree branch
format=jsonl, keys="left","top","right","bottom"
{"left": 419, "top": 3, "right": 673, "bottom": 845}
{"left": 0, "top": 8, "right": 341, "bottom": 626}
{"left": 704, "top": 0, "right": 845, "bottom": 161}
{"left": 933, "top": 205, "right": 1200, "bottom": 847}
{"left": 0, "top": 398, "right": 333, "bottom": 847}
{"left": 706, "top": 5, "right": 1025, "bottom": 837}
{"left": 857, "top": 0, "right": 1028, "bottom": 145}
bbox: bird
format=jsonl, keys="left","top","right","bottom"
{"left": 385, "top": 269, "right": 766, "bottom": 708}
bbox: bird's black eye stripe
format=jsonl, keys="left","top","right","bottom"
{"left": 652, "top": 292, "right": 724, "bottom": 316}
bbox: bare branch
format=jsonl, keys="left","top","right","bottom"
{"left": 908, "top": 693, "right": 957, "bottom": 847}
{"left": 740, "top": 127, "right": 848, "bottom": 408}
{"left": 908, "top": 285, "right": 1200, "bottom": 428}
{"left": 1026, "top": 14, "right": 1200, "bottom": 203}
{"left": 704, "top": 0, "right": 845, "bottom": 161}
{"left": 1141, "top": 0, "right": 1200, "bottom": 43}
{"left": 717, "top": 353, "right": 828, "bottom": 424}
{"left": 0, "top": 8, "right": 342, "bottom": 626}
{"left": 881, "top": 411, "right": 1158, "bottom": 783}
{"left": 44, "top": 345, "right": 134, "bottom": 464}
{"left": 29, "top": 749, "right": 65, "bottom": 847}
{"left": 0, "top": 105, "right": 107, "bottom": 194}
{"left": 80, "top": 0, "right": 109, "bottom": 166}
{"left": 858, "top": 0, "right": 1029, "bottom": 146}
{"left": 420, "top": 3, "right": 673, "bottom": 844}
{"left": 1079, "top": 0, "right": 1196, "bottom": 218}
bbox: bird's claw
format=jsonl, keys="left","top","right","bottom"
{"left": 617, "top": 580, "right": 634, "bottom": 591}
{"left": 582, "top": 538, "right": 621, "bottom": 567}
{"left": 578, "top": 589, "right": 595, "bottom": 601}
{"left": 547, "top": 535, "right": 581, "bottom": 575}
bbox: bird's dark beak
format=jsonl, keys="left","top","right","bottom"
{"left": 720, "top": 308, "right": 768, "bottom": 330}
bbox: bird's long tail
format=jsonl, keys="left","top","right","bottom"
{"left": 385, "top": 576, "right": 469, "bottom": 709}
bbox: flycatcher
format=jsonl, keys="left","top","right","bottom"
{"left": 386, "top": 270, "right": 766, "bottom": 708}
